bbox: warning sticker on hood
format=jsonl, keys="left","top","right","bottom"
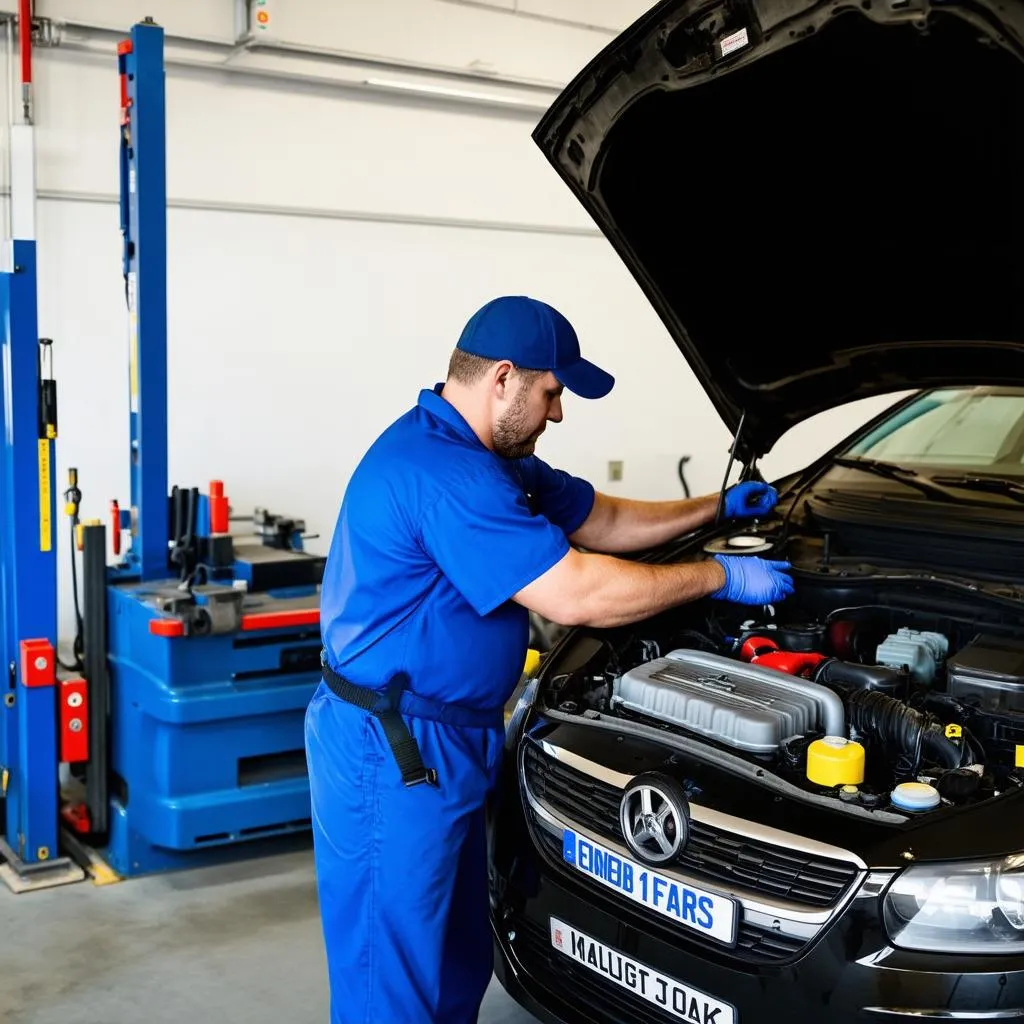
{"left": 718, "top": 27, "right": 749, "bottom": 57}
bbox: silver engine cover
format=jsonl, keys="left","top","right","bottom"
{"left": 610, "top": 648, "right": 845, "bottom": 754}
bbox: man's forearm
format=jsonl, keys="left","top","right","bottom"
{"left": 572, "top": 492, "right": 719, "bottom": 554}
{"left": 567, "top": 552, "right": 726, "bottom": 628}
{"left": 513, "top": 548, "right": 724, "bottom": 629}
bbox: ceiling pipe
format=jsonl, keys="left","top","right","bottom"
{"left": 44, "top": 29, "right": 556, "bottom": 116}
{"left": 49, "top": 15, "right": 565, "bottom": 94}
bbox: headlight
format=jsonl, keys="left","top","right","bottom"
{"left": 884, "top": 854, "right": 1024, "bottom": 953}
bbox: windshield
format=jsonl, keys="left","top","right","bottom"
{"left": 844, "top": 387, "right": 1024, "bottom": 477}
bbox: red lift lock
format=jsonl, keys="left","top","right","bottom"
{"left": 19, "top": 638, "right": 55, "bottom": 688}
{"left": 60, "top": 678, "right": 89, "bottom": 764}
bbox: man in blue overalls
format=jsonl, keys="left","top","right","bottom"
{"left": 306, "top": 296, "right": 793, "bottom": 1024}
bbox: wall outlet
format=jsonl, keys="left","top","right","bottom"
{"left": 608, "top": 460, "right": 623, "bottom": 482}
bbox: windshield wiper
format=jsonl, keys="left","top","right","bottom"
{"left": 928, "top": 474, "right": 1024, "bottom": 505}
{"left": 831, "top": 457, "right": 967, "bottom": 502}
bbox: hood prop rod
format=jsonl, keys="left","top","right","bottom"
{"left": 714, "top": 410, "right": 765, "bottom": 525}
{"left": 714, "top": 410, "right": 746, "bottom": 526}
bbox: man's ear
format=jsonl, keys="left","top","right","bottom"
{"left": 492, "top": 360, "right": 514, "bottom": 398}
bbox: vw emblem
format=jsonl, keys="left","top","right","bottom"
{"left": 619, "top": 774, "right": 689, "bottom": 866}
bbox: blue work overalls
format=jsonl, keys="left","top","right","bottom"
{"left": 306, "top": 384, "right": 595, "bottom": 1024}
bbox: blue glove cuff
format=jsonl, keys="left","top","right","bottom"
{"left": 711, "top": 554, "right": 732, "bottom": 600}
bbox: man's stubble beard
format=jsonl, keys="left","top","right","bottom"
{"left": 493, "top": 381, "right": 539, "bottom": 460}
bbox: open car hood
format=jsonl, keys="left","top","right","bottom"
{"left": 534, "top": 0, "right": 1024, "bottom": 460}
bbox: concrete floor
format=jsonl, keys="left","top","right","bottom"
{"left": 0, "top": 841, "right": 540, "bottom": 1024}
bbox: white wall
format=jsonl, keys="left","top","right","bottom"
{"left": 0, "top": 2, "right": 904, "bottom": 643}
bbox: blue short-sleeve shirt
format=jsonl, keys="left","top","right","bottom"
{"left": 319, "top": 384, "right": 596, "bottom": 711}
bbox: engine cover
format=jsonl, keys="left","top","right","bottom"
{"left": 610, "top": 648, "right": 846, "bottom": 754}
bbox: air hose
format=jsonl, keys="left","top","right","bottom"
{"left": 845, "top": 689, "right": 962, "bottom": 771}
{"left": 813, "top": 658, "right": 904, "bottom": 695}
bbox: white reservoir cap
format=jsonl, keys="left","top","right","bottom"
{"left": 891, "top": 782, "right": 941, "bottom": 811}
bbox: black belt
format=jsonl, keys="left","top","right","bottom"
{"left": 321, "top": 662, "right": 439, "bottom": 787}
{"left": 320, "top": 662, "right": 504, "bottom": 788}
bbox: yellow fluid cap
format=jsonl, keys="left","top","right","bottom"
{"left": 945, "top": 723, "right": 962, "bottom": 739}
{"left": 807, "top": 735, "right": 866, "bottom": 788}
{"left": 522, "top": 648, "right": 542, "bottom": 679}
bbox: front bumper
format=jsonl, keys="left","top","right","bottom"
{"left": 491, "top": 870, "right": 1024, "bottom": 1024}
{"left": 489, "top": 732, "right": 1024, "bottom": 1024}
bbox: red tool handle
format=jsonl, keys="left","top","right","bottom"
{"left": 111, "top": 500, "right": 121, "bottom": 555}
{"left": 209, "top": 479, "right": 229, "bottom": 534}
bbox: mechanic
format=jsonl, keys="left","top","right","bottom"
{"left": 305, "top": 295, "right": 794, "bottom": 1024}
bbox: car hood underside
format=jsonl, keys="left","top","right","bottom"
{"left": 533, "top": 0, "right": 1024, "bottom": 458}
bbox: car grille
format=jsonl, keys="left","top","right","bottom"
{"left": 510, "top": 914, "right": 688, "bottom": 1024}
{"left": 523, "top": 741, "right": 858, "bottom": 909}
{"left": 528, "top": 817, "right": 807, "bottom": 964}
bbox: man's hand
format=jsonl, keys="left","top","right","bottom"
{"left": 724, "top": 481, "right": 778, "bottom": 519}
{"left": 711, "top": 554, "right": 793, "bottom": 604}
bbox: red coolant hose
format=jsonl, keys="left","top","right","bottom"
{"left": 740, "top": 636, "right": 828, "bottom": 678}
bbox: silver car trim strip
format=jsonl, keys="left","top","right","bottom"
{"left": 534, "top": 736, "right": 869, "bottom": 870}
{"left": 863, "top": 1010, "right": 1024, "bottom": 1020}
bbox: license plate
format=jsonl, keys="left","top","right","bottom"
{"left": 550, "top": 917, "right": 736, "bottom": 1024}
{"left": 562, "top": 828, "right": 738, "bottom": 945}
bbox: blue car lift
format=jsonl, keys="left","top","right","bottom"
{"left": 0, "top": 18, "right": 324, "bottom": 890}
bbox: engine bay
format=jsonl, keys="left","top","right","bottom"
{"left": 539, "top": 561, "right": 1024, "bottom": 821}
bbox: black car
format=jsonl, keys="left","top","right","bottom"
{"left": 489, "top": 1, "right": 1024, "bottom": 1021}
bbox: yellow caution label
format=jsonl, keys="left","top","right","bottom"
{"left": 129, "top": 322, "right": 138, "bottom": 410}
{"left": 38, "top": 439, "right": 51, "bottom": 552}
{"left": 1016, "top": 745, "right": 1024, "bottom": 769}
{"left": 127, "top": 272, "right": 139, "bottom": 414}
{"left": 945, "top": 724, "right": 962, "bottom": 739}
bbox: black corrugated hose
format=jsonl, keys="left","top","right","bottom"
{"left": 845, "top": 688, "right": 966, "bottom": 772}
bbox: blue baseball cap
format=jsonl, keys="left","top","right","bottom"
{"left": 456, "top": 296, "right": 615, "bottom": 400}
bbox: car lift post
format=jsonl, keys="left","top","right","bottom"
{"left": 0, "top": 2, "right": 85, "bottom": 891}
{"left": 117, "top": 18, "right": 169, "bottom": 584}
{"left": 5, "top": 16, "right": 324, "bottom": 887}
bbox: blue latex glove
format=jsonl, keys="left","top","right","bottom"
{"left": 724, "top": 480, "right": 778, "bottom": 519}
{"left": 712, "top": 555, "right": 794, "bottom": 604}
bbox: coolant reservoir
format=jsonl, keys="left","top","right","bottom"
{"left": 807, "top": 735, "right": 866, "bottom": 787}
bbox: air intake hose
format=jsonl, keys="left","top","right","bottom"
{"left": 845, "top": 689, "right": 962, "bottom": 770}
{"left": 813, "top": 658, "right": 905, "bottom": 696}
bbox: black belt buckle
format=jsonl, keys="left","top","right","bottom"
{"left": 377, "top": 672, "right": 439, "bottom": 789}
{"left": 404, "top": 766, "right": 439, "bottom": 788}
